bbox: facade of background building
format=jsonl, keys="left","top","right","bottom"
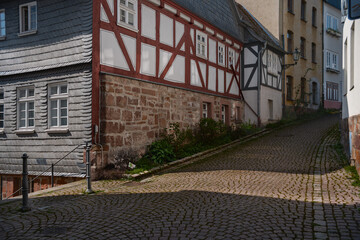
{"left": 323, "top": 0, "right": 342, "bottom": 110}
{"left": 236, "top": 0, "right": 323, "bottom": 114}
{"left": 341, "top": 0, "right": 360, "bottom": 175}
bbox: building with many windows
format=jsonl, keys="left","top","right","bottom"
{"left": 323, "top": 0, "right": 342, "bottom": 109}
{"left": 236, "top": 0, "right": 323, "bottom": 114}
{"left": 341, "top": 0, "right": 360, "bottom": 175}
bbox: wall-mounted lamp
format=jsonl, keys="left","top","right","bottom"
{"left": 283, "top": 48, "right": 300, "bottom": 70}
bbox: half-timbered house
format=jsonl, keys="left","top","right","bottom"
{"left": 93, "top": 0, "right": 247, "bottom": 170}
{"left": 237, "top": 4, "right": 285, "bottom": 125}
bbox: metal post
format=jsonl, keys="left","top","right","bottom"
{"left": 85, "top": 142, "right": 93, "bottom": 194}
{"left": 21, "top": 153, "right": 31, "bottom": 212}
{"left": 51, "top": 164, "right": 54, "bottom": 188}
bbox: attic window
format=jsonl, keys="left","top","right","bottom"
{"left": 218, "top": 43, "right": 225, "bottom": 65}
{"left": 118, "top": 0, "right": 138, "bottom": 31}
{"left": 19, "top": 2, "right": 37, "bottom": 35}
{"left": 196, "top": 31, "right": 207, "bottom": 58}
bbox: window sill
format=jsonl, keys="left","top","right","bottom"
{"left": 288, "top": 10, "right": 295, "bottom": 15}
{"left": 45, "top": 128, "right": 69, "bottom": 134}
{"left": 326, "top": 67, "right": 340, "bottom": 73}
{"left": 0, "top": 129, "right": 4, "bottom": 135}
{"left": 117, "top": 22, "right": 138, "bottom": 33}
{"left": 312, "top": 61, "right": 317, "bottom": 64}
{"left": 15, "top": 129, "right": 35, "bottom": 135}
{"left": 301, "top": 18, "right": 307, "bottom": 23}
{"left": 326, "top": 29, "right": 341, "bottom": 38}
{"left": 312, "top": 25, "right": 317, "bottom": 29}
{"left": 0, "top": 36, "right": 6, "bottom": 41}
{"left": 18, "top": 30, "right": 37, "bottom": 37}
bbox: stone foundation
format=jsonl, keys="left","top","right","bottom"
{"left": 341, "top": 114, "right": 360, "bottom": 175}
{"left": 94, "top": 74, "right": 244, "bottom": 171}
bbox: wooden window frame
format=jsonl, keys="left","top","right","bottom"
{"left": 17, "top": 87, "right": 35, "bottom": 130}
{"left": 48, "top": 83, "right": 69, "bottom": 129}
{"left": 117, "top": 0, "right": 138, "bottom": 31}
{"left": 19, "top": 1, "right": 37, "bottom": 35}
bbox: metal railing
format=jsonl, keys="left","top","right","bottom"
{"left": 2, "top": 143, "right": 90, "bottom": 205}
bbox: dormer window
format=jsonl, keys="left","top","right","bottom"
{"left": 19, "top": 2, "right": 37, "bottom": 35}
{"left": 118, "top": 0, "right": 137, "bottom": 31}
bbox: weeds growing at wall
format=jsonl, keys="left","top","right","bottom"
{"left": 128, "top": 119, "right": 259, "bottom": 174}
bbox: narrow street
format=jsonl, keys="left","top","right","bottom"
{"left": 1, "top": 114, "right": 360, "bottom": 239}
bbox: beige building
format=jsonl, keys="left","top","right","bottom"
{"left": 236, "top": 0, "right": 323, "bottom": 113}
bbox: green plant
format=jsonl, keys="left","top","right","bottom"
{"left": 146, "top": 139, "right": 176, "bottom": 164}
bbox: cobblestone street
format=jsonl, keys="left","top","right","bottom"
{"left": 1, "top": 115, "right": 360, "bottom": 239}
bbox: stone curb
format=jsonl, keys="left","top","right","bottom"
{"left": 126, "top": 128, "right": 271, "bottom": 181}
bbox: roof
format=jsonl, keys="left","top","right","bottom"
{"left": 325, "top": 0, "right": 341, "bottom": 10}
{"left": 236, "top": 3, "right": 284, "bottom": 54}
{"left": 171, "top": 0, "right": 243, "bottom": 42}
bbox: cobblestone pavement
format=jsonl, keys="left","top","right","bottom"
{"left": 1, "top": 114, "right": 360, "bottom": 239}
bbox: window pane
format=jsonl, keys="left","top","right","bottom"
{"left": 0, "top": 113, "right": 3, "bottom": 120}
{"left": 50, "top": 86, "right": 58, "bottom": 95}
{"left": 20, "top": 119, "right": 25, "bottom": 128}
{"left": 0, "top": 28, "right": 5, "bottom": 37}
{"left": 28, "top": 88, "right": 34, "bottom": 97}
{"left": 20, "top": 89, "right": 26, "bottom": 98}
{"left": 50, "top": 100, "right": 57, "bottom": 109}
{"left": 51, "top": 109, "right": 57, "bottom": 118}
{"left": 30, "top": 5, "right": 37, "bottom": 30}
{"left": 20, "top": 110, "right": 25, "bottom": 119}
{"left": 51, "top": 118, "right": 57, "bottom": 127}
{"left": 128, "top": 13, "right": 134, "bottom": 25}
{"left": 60, "top": 118, "right": 67, "bottom": 126}
{"left": 0, "top": 121, "right": 3, "bottom": 128}
{"left": 0, "top": 12, "right": 4, "bottom": 21}
{"left": 0, "top": 105, "right": 3, "bottom": 112}
{"left": 60, "top": 109, "right": 67, "bottom": 117}
{"left": 128, "top": 2, "right": 134, "bottom": 10}
{"left": 28, "top": 102, "right": 34, "bottom": 110}
{"left": 20, "top": 102, "right": 26, "bottom": 111}
{"left": 60, "top": 85, "right": 67, "bottom": 94}
{"left": 28, "top": 110, "right": 34, "bottom": 119}
{"left": 28, "top": 119, "right": 34, "bottom": 127}
{"left": 0, "top": 91, "right": 3, "bottom": 99}
{"left": 120, "top": 0, "right": 126, "bottom": 5}
{"left": 120, "top": 10, "right": 126, "bottom": 22}
{"left": 22, "top": 6, "right": 29, "bottom": 32}
{"left": 60, "top": 99, "right": 67, "bottom": 108}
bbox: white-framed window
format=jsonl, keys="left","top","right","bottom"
{"left": 18, "top": 87, "right": 35, "bottom": 129}
{"left": 196, "top": 31, "right": 207, "bottom": 58}
{"left": 326, "top": 14, "right": 339, "bottom": 31}
{"left": 118, "top": 0, "right": 137, "bottom": 30}
{"left": 0, "top": 89, "right": 4, "bottom": 129}
{"left": 326, "top": 82, "right": 339, "bottom": 101}
{"left": 202, "top": 102, "right": 211, "bottom": 119}
{"left": 49, "top": 83, "right": 68, "bottom": 128}
{"left": 19, "top": 2, "right": 37, "bottom": 34}
{"left": 0, "top": 10, "right": 6, "bottom": 38}
{"left": 218, "top": 43, "right": 225, "bottom": 65}
{"left": 326, "top": 51, "right": 339, "bottom": 71}
{"left": 228, "top": 48, "right": 235, "bottom": 68}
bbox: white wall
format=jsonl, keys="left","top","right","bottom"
{"left": 323, "top": 3, "right": 343, "bottom": 105}
{"left": 342, "top": 17, "right": 360, "bottom": 119}
{"left": 260, "top": 86, "right": 282, "bottom": 123}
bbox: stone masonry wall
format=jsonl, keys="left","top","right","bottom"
{"left": 341, "top": 114, "right": 360, "bottom": 175}
{"left": 95, "top": 74, "right": 244, "bottom": 169}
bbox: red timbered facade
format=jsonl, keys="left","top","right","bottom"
{"left": 91, "top": 0, "right": 245, "bottom": 168}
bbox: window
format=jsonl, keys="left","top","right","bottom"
{"left": 19, "top": 2, "right": 37, "bottom": 34}
{"left": 202, "top": 102, "right": 211, "bottom": 119}
{"left": 311, "top": 43, "right": 316, "bottom": 63}
{"left": 326, "top": 14, "right": 339, "bottom": 33}
{"left": 221, "top": 105, "right": 228, "bottom": 124}
{"left": 0, "top": 89, "right": 4, "bottom": 129}
{"left": 0, "top": 10, "right": 5, "bottom": 38}
{"left": 312, "top": 82, "right": 317, "bottom": 104}
{"left": 49, "top": 83, "right": 68, "bottom": 128}
{"left": 196, "top": 31, "right": 207, "bottom": 58}
{"left": 326, "top": 51, "right": 339, "bottom": 71}
{"left": 312, "top": 7, "right": 317, "bottom": 27}
{"left": 326, "top": 82, "right": 339, "bottom": 101}
{"left": 18, "top": 87, "right": 35, "bottom": 129}
{"left": 118, "top": 0, "right": 137, "bottom": 30}
{"left": 287, "top": 31, "right": 293, "bottom": 52}
{"left": 301, "top": 78, "right": 306, "bottom": 102}
{"left": 288, "top": 0, "right": 294, "bottom": 13}
{"left": 218, "top": 43, "right": 225, "bottom": 65}
{"left": 301, "top": 0, "right": 306, "bottom": 21}
{"left": 228, "top": 48, "right": 235, "bottom": 68}
{"left": 300, "top": 37, "right": 306, "bottom": 58}
{"left": 286, "top": 76, "right": 293, "bottom": 100}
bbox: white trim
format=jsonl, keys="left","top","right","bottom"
{"left": 193, "top": 20, "right": 203, "bottom": 29}
{"left": 147, "top": 0, "right": 160, "bottom": 6}
{"left": 225, "top": 38, "right": 232, "bottom": 45}
{"left": 233, "top": 43, "right": 240, "bottom": 49}
{"left": 218, "top": 42, "right": 225, "bottom": 66}
{"left": 205, "top": 27, "right": 214, "bottom": 35}
{"left": 180, "top": 13, "right": 190, "bottom": 22}
{"left": 164, "top": 4, "right": 177, "bottom": 14}
{"left": 216, "top": 33, "right": 224, "bottom": 41}
{"left": 196, "top": 31, "right": 207, "bottom": 59}
{"left": 19, "top": 1, "right": 37, "bottom": 35}
{"left": 48, "top": 82, "right": 69, "bottom": 129}
{"left": 17, "top": 87, "right": 35, "bottom": 130}
{"left": 117, "top": 0, "right": 138, "bottom": 32}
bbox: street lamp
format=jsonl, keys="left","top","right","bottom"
{"left": 283, "top": 48, "right": 300, "bottom": 70}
